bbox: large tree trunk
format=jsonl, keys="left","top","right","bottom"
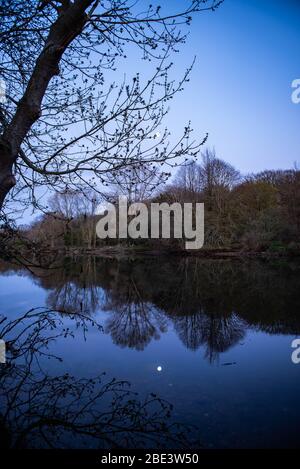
{"left": 0, "top": 141, "right": 16, "bottom": 211}
{"left": 0, "top": 0, "right": 94, "bottom": 211}
{"left": 0, "top": 169, "right": 16, "bottom": 210}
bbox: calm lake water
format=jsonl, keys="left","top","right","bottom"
{"left": 0, "top": 256, "right": 300, "bottom": 449}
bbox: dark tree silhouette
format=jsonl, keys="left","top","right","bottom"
{"left": 0, "top": 307, "right": 194, "bottom": 448}
{"left": 0, "top": 0, "right": 222, "bottom": 212}
{"left": 103, "top": 277, "right": 167, "bottom": 350}
{"left": 174, "top": 312, "right": 247, "bottom": 363}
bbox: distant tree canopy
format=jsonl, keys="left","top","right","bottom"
{"left": 0, "top": 0, "right": 222, "bottom": 215}
{"left": 25, "top": 149, "right": 300, "bottom": 252}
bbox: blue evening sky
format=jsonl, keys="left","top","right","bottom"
{"left": 155, "top": 0, "right": 300, "bottom": 174}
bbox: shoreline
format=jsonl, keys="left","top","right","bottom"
{"left": 27, "top": 245, "right": 300, "bottom": 260}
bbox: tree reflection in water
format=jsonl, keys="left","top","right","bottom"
{"left": 173, "top": 313, "right": 247, "bottom": 363}
{"left": 104, "top": 278, "right": 168, "bottom": 351}
{"left": 1, "top": 256, "right": 300, "bottom": 363}
{"left": 0, "top": 308, "right": 192, "bottom": 449}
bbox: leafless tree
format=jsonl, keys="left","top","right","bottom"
{"left": 173, "top": 149, "right": 240, "bottom": 196}
{"left": 48, "top": 189, "right": 99, "bottom": 246}
{"left": 173, "top": 159, "right": 202, "bottom": 194}
{"left": 199, "top": 148, "right": 240, "bottom": 192}
{"left": 0, "top": 0, "right": 222, "bottom": 214}
{"left": 107, "top": 161, "right": 170, "bottom": 203}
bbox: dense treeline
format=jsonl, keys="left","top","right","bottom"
{"left": 23, "top": 149, "right": 300, "bottom": 253}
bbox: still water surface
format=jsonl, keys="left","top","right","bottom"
{"left": 0, "top": 256, "right": 299, "bottom": 448}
